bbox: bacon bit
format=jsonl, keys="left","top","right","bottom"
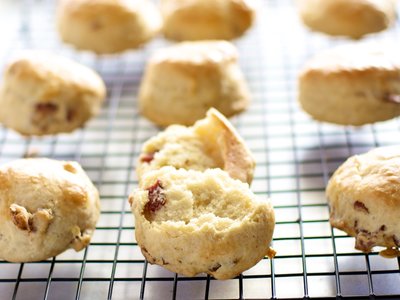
{"left": 140, "top": 152, "right": 155, "bottom": 163}
{"left": 384, "top": 94, "right": 400, "bottom": 104}
{"left": 144, "top": 180, "right": 166, "bottom": 220}
{"left": 91, "top": 20, "right": 103, "bottom": 31}
{"left": 36, "top": 103, "right": 58, "bottom": 114}
{"left": 354, "top": 201, "right": 369, "bottom": 214}
{"left": 355, "top": 237, "right": 374, "bottom": 252}
{"left": 66, "top": 108, "right": 75, "bottom": 122}
{"left": 209, "top": 263, "right": 221, "bottom": 272}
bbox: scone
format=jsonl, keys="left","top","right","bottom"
{"left": 327, "top": 146, "right": 400, "bottom": 258}
{"left": 137, "top": 108, "right": 255, "bottom": 184}
{"left": 298, "top": 44, "right": 400, "bottom": 126}
{"left": 0, "top": 52, "right": 106, "bottom": 136}
{"left": 57, "top": 0, "right": 162, "bottom": 54}
{"left": 298, "top": 0, "right": 397, "bottom": 39}
{"left": 129, "top": 167, "right": 275, "bottom": 279}
{"left": 161, "top": 0, "right": 255, "bottom": 41}
{"left": 139, "top": 41, "right": 250, "bottom": 126}
{"left": 0, "top": 158, "right": 100, "bottom": 262}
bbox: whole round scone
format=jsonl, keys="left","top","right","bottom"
{"left": 298, "top": 44, "right": 400, "bottom": 126}
{"left": 327, "top": 146, "right": 400, "bottom": 257}
{"left": 129, "top": 167, "right": 275, "bottom": 279}
{"left": 0, "top": 52, "right": 106, "bottom": 136}
{"left": 57, "top": 0, "right": 162, "bottom": 54}
{"left": 298, "top": 0, "right": 396, "bottom": 39}
{"left": 0, "top": 158, "right": 100, "bottom": 262}
{"left": 139, "top": 41, "right": 250, "bottom": 126}
{"left": 137, "top": 108, "right": 255, "bottom": 184}
{"left": 161, "top": 0, "right": 255, "bottom": 41}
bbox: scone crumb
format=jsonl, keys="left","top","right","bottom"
{"left": 266, "top": 247, "right": 276, "bottom": 259}
{"left": 63, "top": 162, "right": 77, "bottom": 174}
{"left": 128, "top": 195, "right": 134, "bottom": 207}
{"left": 70, "top": 226, "right": 91, "bottom": 251}
{"left": 380, "top": 247, "right": 400, "bottom": 258}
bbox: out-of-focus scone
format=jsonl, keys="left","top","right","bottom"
{"left": 57, "top": 0, "right": 162, "bottom": 54}
{"left": 298, "top": 0, "right": 397, "bottom": 39}
{"left": 327, "top": 147, "right": 400, "bottom": 258}
{"left": 139, "top": 41, "right": 250, "bottom": 126}
{"left": 161, "top": 0, "right": 255, "bottom": 41}
{"left": 298, "top": 44, "right": 400, "bottom": 126}
{"left": 137, "top": 108, "right": 255, "bottom": 184}
{"left": 129, "top": 167, "right": 275, "bottom": 279}
{"left": 0, "top": 158, "right": 100, "bottom": 262}
{"left": 0, "top": 52, "right": 106, "bottom": 136}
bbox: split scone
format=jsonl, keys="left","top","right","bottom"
{"left": 129, "top": 167, "right": 275, "bottom": 279}
{"left": 57, "top": 0, "right": 162, "bottom": 54}
{"left": 327, "top": 146, "right": 400, "bottom": 258}
{"left": 298, "top": 44, "right": 400, "bottom": 126}
{"left": 139, "top": 41, "right": 250, "bottom": 126}
{"left": 160, "top": 0, "right": 255, "bottom": 41}
{"left": 137, "top": 108, "right": 255, "bottom": 184}
{"left": 0, "top": 158, "right": 100, "bottom": 262}
{"left": 298, "top": 0, "right": 397, "bottom": 39}
{"left": 0, "top": 52, "right": 106, "bottom": 136}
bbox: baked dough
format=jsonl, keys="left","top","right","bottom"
{"left": 327, "top": 146, "right": 400, "bottom": 257}
{"left": 0, "top": 52, "right": 106, "bottom": 136}
{"left": 129, "top": 166, "right": 275, "bottom": 279}
{"left": 137, "top": 108, "right": 255, "bottom": 184}
{"left": 161, "top": 0, "right": 255, "bottom": 41}
{"left": 298, "top": 44, "right": 400, "bottom": 126}
{"left": 57, "top": 0, "right": 162, "bottom": 54}
{"left": 0, "top": 158, "right": 100, "bottom": 262}
{"left": 298, "top": 0, "right": 396, "bottom": 39}
{"left": 139, "top": 40, "right": 250, "bottom": 126}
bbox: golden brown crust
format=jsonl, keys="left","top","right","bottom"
{"left": 194, "top": 108, "right": 255, "bottom": 184}
{"left": 298, "top": 0, "right": 396, "bottom": 39}
{"left": 161, "top": 0, "right": 255, "bottom": 41}
{"left": 137, "top": 108, "right": 255, "bottom": 185}
{"left": 299, "top": 45, "right": 400, "bottom": 125}
{"left": 0, "top": 158, "right": 100, "bottom": 262}
{"left": 326, "top": 146, "right": 400, "bottom": 256}
{"left": 57, "top": 0, "right": 162, "bottom": 54}
{"left": 0, "top": 52, "right": 106, "bottom": 136}
{"left": 139, "top": 41, "right": 250, "bottom": 126}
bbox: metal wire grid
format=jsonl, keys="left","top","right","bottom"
{"left": 1, "top": 0, "right": 400, "bottom": 299}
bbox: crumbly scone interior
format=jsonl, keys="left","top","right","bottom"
{"left": 138, "top": 108, "right": 255, "bottom": 183}
{"left": 140, "top": 125, "right": 219, "bottom": 172}
{"left": 142, "top": 168, "right": 257, "bottom": 229}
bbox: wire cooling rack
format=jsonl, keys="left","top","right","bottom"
{"left": 1, "top": 0, "right": 400, "bottom": 299}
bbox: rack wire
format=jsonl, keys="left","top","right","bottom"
{"left": 1, "top": 0, "right": 400, "bottom": 299}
